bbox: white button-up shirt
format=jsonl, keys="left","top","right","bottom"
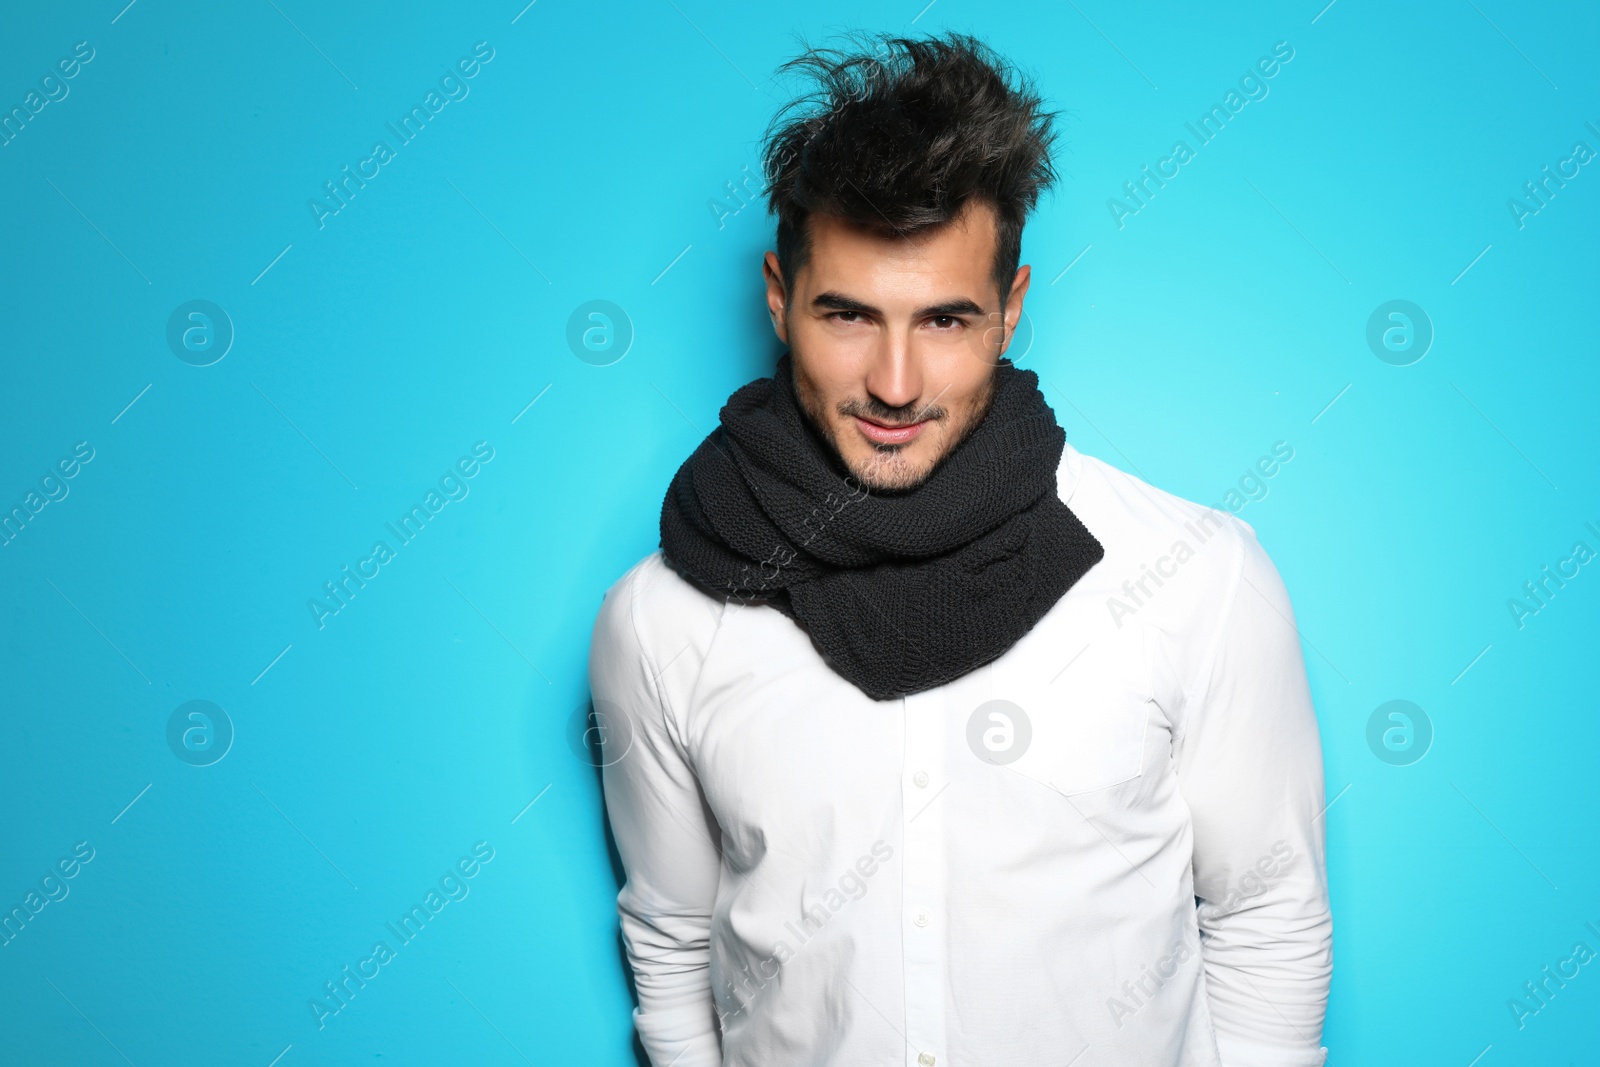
{"left": 590, "top": 440, "right": 1332, "bottom": 1067}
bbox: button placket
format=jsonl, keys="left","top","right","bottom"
{"left": 900, "top": 687, "right": 948, "bottom": 1067}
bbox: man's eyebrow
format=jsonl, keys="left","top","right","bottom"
{"left": 812, "top": 291, "right": 986, "bottom": 318}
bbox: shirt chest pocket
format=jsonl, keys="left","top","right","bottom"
{"left": 985, "top": 630, "right": 1154, "bottom": 798}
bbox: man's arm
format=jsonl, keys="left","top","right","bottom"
{"left": 1171, "top": 518, "right": 1333, "bottom": 1067}
{"left": 590, "top": 570, "right": 724, "bottom": 1066}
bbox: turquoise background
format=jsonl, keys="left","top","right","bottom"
{"left": 2, "top": 1, "right": 1597, "bottom": 1063}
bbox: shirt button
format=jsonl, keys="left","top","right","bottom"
{"left": 918, "top": 1054, "right": 936, "bottom": 1066}
{"left": 913, "top": 910, "right": 930, "bottom": 927}
{"left": 912, "top": 770, "right": 929, "bottom": 788}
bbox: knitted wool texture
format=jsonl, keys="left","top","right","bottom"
{"left": 658, "top": 351, "right": 1105, "bottom": 702}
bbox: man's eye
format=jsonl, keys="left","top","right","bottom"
{"left": 830, "top": 311, "right": 861, "bottom": 323}
{"left": 930, "top": 315, "right": 962, "bottom": 329}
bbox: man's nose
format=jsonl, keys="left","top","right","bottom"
{"left": 863, "top": 330, "right": 924, "bottom": 414}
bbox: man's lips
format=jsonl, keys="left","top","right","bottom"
{"left": 853, "top": 415, "right": 927, "bottom": 445}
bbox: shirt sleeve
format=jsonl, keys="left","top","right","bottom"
{"left": 590, "top": 569, "right": 725, "bottom": 1067}
{"left": 1171, "top": 517, "right": 1333, "bottom": 1067}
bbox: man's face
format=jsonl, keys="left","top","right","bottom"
{"left": 762, "top": 197, "right": 1031, "bottom": 492}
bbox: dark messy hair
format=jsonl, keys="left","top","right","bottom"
{"left": 761, "top": 31, "right": 1062, "bottom": 313}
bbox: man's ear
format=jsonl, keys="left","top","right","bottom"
{"left": 763, "top": 251, "right": 789, "bottom": 345}
{"left": 999, "top": 264, "right": 1031, "bottom": 358}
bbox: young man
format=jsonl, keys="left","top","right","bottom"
{"left": 590, "top": 31, "right": 1331, "bottom": 1067}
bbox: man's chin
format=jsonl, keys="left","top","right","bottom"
{"left": 845, "top": 448, "right": 934, "bottom": 493}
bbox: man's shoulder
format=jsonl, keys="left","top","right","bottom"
{"left": 1060, "top": 441, "right": 1255, "bottom": 540}
{"left": 591, "top": 549, "right": 725, "bottom": 668}
{"left": 1059, "top": 443, "right": 1275, "bottom": 616}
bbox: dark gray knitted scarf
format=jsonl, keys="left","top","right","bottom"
{"left": 658, "top": 351, "right": 1104, "bottom": 702}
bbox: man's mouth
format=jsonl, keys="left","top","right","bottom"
{"left": 852, "top": 415, "right": 927, "bottom": 445}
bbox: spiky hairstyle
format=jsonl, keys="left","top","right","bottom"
{"left": 760, "top": 31, "right": 1062, "bottom": 310}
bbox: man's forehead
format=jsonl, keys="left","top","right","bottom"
{"left": 800, "top": 201, "right": 997, "bottom": 302}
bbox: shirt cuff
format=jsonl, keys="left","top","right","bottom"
{"left": 635, "top": 1003, "right": 722, "bottom": 1067}
{"left": 1216, "top": 1033, "right": 1329, "bottom": 1067}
